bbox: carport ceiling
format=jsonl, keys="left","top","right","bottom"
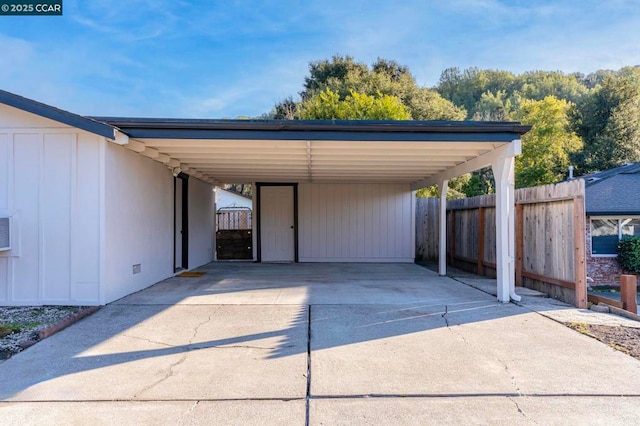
{"left": 94, "top": 118, "right": 531, "bottom": 186}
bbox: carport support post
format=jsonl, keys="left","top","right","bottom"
{"left": 438, "top": 179, "right": 449, "bottom": 276}
{"left": 492, "top": 148, "right": 519, "bottom": 303}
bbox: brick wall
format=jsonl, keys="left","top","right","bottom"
{"left": 586, "top": 216, "right": 624, "bottom": 286}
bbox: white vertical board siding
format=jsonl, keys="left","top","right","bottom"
{"left": 42, "top": 134, "right": 73, "bottom": 301}
{"left": 74, "top": 135, "right": 102, "bottom": 301}
{"left": 0, "top": 105, "right": 104, "bottom": 305}
{"left": 104, "top": 144, "right": 173, "bottom": 304}
{"left": 299, "top": 183, "right": 413, "bottom": 262}
{"left": 0, "top": 132, "right": 12, "bottom": 303}
{"left": 188, "top": 178, "right": 215, "bottom": 269}
{"left": 12, "top": 134, "right": 40, "bottom": 301}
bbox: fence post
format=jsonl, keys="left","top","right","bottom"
{"left": 477, "top": 207, "right": 485, "bottom": 276}
{"left": 573, "top": 196, "right": 587, "bottom": 309}
{"left": 515, "top": 204, "right": 524, "bottom": 287}
{"left": 620, "top": 275, "right": 638, "bottom": 314}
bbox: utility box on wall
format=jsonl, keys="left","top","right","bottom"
{"left": 0, "top": 217, "right": 10, "bottom": 251}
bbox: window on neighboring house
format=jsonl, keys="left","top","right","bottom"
{"left": 591, "top": 217, "right": 640, "bottom": 256}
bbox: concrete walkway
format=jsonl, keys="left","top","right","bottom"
{"left": 1, "top": 263, "right": 639, "bottom": 424}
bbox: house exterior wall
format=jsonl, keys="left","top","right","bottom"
{"left": 585, "top": 215, "right": 624, "bottom": 286}
{"left": 298, "top": 183, "right": 414, "bottom": 262}
{"left": 0, "top": 104, "right": 103, "bottom": 305}
{"left": 104, "top": 144, "right": 175, "bottom": 303}
{"left": 104, "top": 144, "right": 216, "bottom": 304}
{"left": 188, "top": 178, "right": 215, "bottom": 269}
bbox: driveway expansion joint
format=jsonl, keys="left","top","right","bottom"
{"left": 305, "top": 305, "right": 312, "bottom": 426}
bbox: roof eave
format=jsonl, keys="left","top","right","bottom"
{"left": 586, "top": 211, "right": 640, "bottom": 216}
{"left": 0, "top": 89, "right": 117, "bottom": 139}
{"left": 90, "top": 117, "right": 531, "bottom": 135}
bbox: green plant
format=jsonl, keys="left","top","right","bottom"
{"left": 617, "top": 236, "right": 640, "bottom": 273}
{"left": 0, "top": 321, "right": 40, "bottom": 338}
{"left": 0, "top": 324, "right": 22, "bottom": 338}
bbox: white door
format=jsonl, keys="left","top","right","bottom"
{"left": 261, "top": 186, "right": 295, "bottom": 262}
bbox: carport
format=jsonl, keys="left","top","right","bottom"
{"left": 94, "top": 118, "right": 530, "bottom": 303}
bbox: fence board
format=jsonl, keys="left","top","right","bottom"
{"left": 415, "top": 197, "right": 439, "bottom": 260}
{"left": 415, "top": 179, "right": 586, "bottom": 307}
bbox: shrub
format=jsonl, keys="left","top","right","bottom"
{"left": 617, "top": 236, "right": 640, "bottom": 274}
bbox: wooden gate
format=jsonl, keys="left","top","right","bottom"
{"left": 216, "top": 207, "right": 253, "bottom": 260}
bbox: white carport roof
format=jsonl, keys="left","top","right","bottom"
{"left": 89, "top": 118, "right": 531, "bottom": 188}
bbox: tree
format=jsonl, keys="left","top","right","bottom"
{"left": 272, "top": 56, "right": 466, "bottom": 120}
{"left": 516, "top": 70, "right": 588, "bottom": 104}
{"left": 515, "top": 96, "right": 583, "bottom": 187}
{"left": 572, "top": 74, "right": 640, "bottom": 173}
{"left": 297, "top": 88, "right": 411, "bottom": 120}
{"left": 471, "top": 90, "right": 513, "bottom": 121}
{"left": 223, "top": 184, "right": 252, "bottom": 196}
{"left": 437, "top": 67, "right": 588, "bottom": 118}
{"left": 271, "top": 96, "right": 297, "bottom": 120}
{"left": 415, "top": 175, "right": 471, "bottom": 199}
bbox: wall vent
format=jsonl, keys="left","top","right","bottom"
{"left": 0, "top": 217, "right": 10, "bottom": 251}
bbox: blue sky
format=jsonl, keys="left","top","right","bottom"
{"left": 1, "top": 0, "right": 640, "bottom": 118}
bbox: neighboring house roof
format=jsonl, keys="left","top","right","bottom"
{"left": 216, "top": 188, "right": 253, "bottom": 210}
{"left": 582, "top": 163, "right": 640, "bottom": 215}
{"left": 0, "top": 89, "right": 118, "bottom": 139}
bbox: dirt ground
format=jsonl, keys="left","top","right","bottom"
{"left": 566, "top": 322, "right": 640, "bottom": 360}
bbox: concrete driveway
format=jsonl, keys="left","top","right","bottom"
{"left": 1, "top": 263, "right": 639, "bottom": 425}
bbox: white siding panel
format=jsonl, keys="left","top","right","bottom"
{"left": 73, "top": 134, "right": 102, "bottom": 302}
{"left": 298, "top": 183, "right": 413, "bottom": 262}
{"left": 0, "top": 133, "right": 8, "bottom": 210}
{"left": 0, "top": 132, "right": 9, "bottom": 302}
{"left": 104, "top": 144, "right": 174, "bottom": 304}
{"left": 12, "top": 134, "right": 41, "bottom": 301}
{"left": 1, "top": 105, "right": 104, "bottom": 305}
{"left": 42, "top": 134, "right": 73, "bottom": 301}
{"left": 0, "top": 258, "right": 7, "bottom": 302}
{"left": 188, "top": 178, "right": 215, "bottom": 269}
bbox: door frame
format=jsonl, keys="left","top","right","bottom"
{"left": 174, "top": 173, "right": 189, "bottom": 271}
{"left": 255, "top": 182, "right": 298, "bottom": 263}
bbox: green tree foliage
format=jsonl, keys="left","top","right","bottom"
{"left": 517, "top": 71, "right": 588, "bottom": 104}
{"left": 617, "top": 236, "right": 640, "bottom": 273}
{"left": 572, "top": 74, "right": 640, "bottom": 172}
{"left": 437, "top": 67, "right": 588, "bottom": 119}
{"left": 515, "top": 96, "right": 583, "bottom": 187}
{"left": 471, "top": 90, "right": 513, "bottom": 121}
{"left": 223, "top": 184, "right": 252, "bottom": 196}
{"left": 415, "top": 175, "right": 471, "bottom": 199}
{"left": 274, "top": 56, "right": 466, "bottom": 120}
{"left": 297, "top": 88, "right": 411, "bottom": 120}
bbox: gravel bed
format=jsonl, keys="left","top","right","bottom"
{"left": 0, "top": 306, "right": 88, "bottom": 360}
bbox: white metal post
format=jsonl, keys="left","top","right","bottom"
{"left": 507, "top": 162, "right": 520, "bottom": 301}
{"left": 492, "top": 156, "right": 516, "bottom": 303}
{"left": 438, "top": 180, "right": 449, "bottom": 276}
{"left": 493, "top": 159, "right": 510, "bottom": 302}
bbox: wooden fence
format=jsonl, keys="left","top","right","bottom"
{"left": 416, "top": 180, "right": 587, "bottom": 308}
